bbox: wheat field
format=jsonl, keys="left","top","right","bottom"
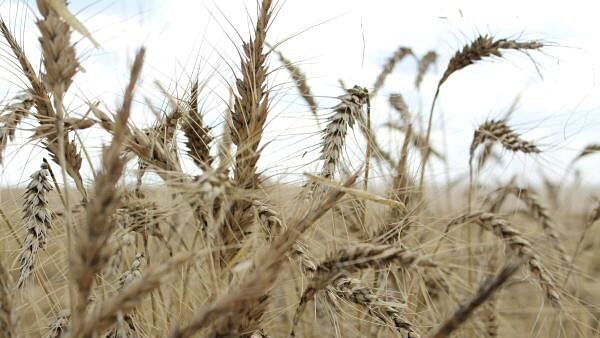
{"left": 0, "top": 1, "right": 599, "bottom": 337}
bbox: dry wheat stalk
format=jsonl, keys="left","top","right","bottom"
{"left": 482, "top": 255, "right": 499, "bottom": 338}
{"left": 75, "top": 253, "right": 192, "bottom": 338}
{"left": 386, "top": 122, "right": 444, "bottom": 161}
{"left": 453, "top": 213, "right": 560, "bottom": 305}
{"left": 438, "top": 36, "right": 542, "bottom": 91}
{"left": 329, "top": 276, "right": 419, "bottom": 338}
{"left": 183, "top": 169, "right": 231, "bottom": 237}
{"left": 46, "top": 310, "right": 70, "bottom": 338}
{"left": 0, "top": 259, "right": 18, "bottom": 338}
{"left": 218, "top": 106, "right": 234, "bottom": 172}
{"left": 291, "top": 244, "right": 434, "bottom": 336}
{"left": 230, "top": 0, "right": 273, "bottom": 189}
{"left": 32, "top": 117, "right": 96, "bottom": 139}
{"left": 289, "top": 240, "right": 317, "bottom": 275}
{"left": 0, "top": 18, "right": 53, "bottom": 118}
{"left": 372, "top": 47, "right": 413, "bottom": 96}
{"left": 389, "top": 93, "right": 411, "bottom": 123}
{"left": 274, "top": 49, "right": 318, "bottom": 121}
{"left": 115, "top": 199, "right": 171, "bottom": 254}
{"left": 17, "top": 161, "right": 53, "bottom": 288}
{"left": 102, "top": 231, "right": 135, "bottom": 280}
{"left": 170, "top": 173, "right": 359, "bottom": 338}
{"left": 36, "top": 0, "right": 87, "bottom": 198}
{"left": 0, "top": 91, "right": 34, "bottom": 163}
{"left": 390, "top": 124, "right": 414, "bottom": 218}
{"left": 425, "top": 259, "right": 523, "bottom": 338}
{"left": 420, "top": 35, "right": 543, "bottom": 196}
{"left": 414, "top": 51, "right": 437, "bottom": 89}
{"left": 253, "top": 199, "right": 286, "bottom": 239}
{"left": 70, "top": 48, "right": 145, "bottom": 337}
{"left": 36, "top": 0, "right": 78, "bottom": 98}
{"left": 470, "top": 120, "right": 540, "bottom": 160}
{"left": 105, "top": 253, "right": 144, "bottom": 338}
{"left": 565, "top": 200, "right": 600, "bottom": 284}
{"left": 0, "top": 14, "right": 85, "bottom": 196}
{"left": 489, "top": 186, "right": 569, "bottom": 266}
{"left": 221, "top": 0, "right": 275, "bottom": 266}
{"left": 182, "top": 80, "right": 213, "bottom": 169}
{"left": 320, "top": 86, "right": 369, "bottom": 179}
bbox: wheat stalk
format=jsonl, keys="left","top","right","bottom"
{"left": 420, "top": 35, "right": 543, "bottom": 200}
{"left": 329, "top": 276, "right": 419, "bottom": 337}
{"left": 414, "top": 50, "right": 437, "bottom": 89}
{"left": 274, "top": 49, "right": 318, "bottom": 124}
{"left": 489, "top": 186, "right": 569, "bottom": 266}
{"left": 0, "top": 91, "right": 34, "bottom": 163}
{"left": 46, "top": 310, "right": 70, "bottom": 338}
{"left": 182, "top": 80, "right": 213, "bottom": 169}
{"left": 69, "top": 48, "right": 145, "bottom": 336}
{"left": 291, "top": 244, "right": 434, "bottom": 336}
{"left": 169, "top": 173, "right": 358, "bottom": 338}
{"left": 372, "top": 46, "right": 413, "bottom": 96}
{"left": 452, "top": 213, "right": 560, "bottom": 305}
{"left": 319, "top": 86, "right": 369, "bottom": 179}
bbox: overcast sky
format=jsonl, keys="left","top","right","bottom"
{"left": 0, "top": 0, "right": 599, "bottom": 189}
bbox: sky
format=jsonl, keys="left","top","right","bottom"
{"left": 0, "top": 0, "right": 599, "bottom": 189}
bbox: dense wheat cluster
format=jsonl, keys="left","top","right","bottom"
{"left": 0, "top": 1, "right": 599, "bottom": 337}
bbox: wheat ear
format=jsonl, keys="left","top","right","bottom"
{"left": 372, "top": 46, "right": 413, "bottom": 96}
{"left": 420, "top": 35, "right": 543, "bottom": 201}
{"left": 454, "top": 213, "right": 560, "bottom": 305}
{"left": 182, "top": 80, "right": 213, "bottom": 169}
{"left": 490, "top": 186, "right": 569, "bottom": 266}
{"left": 69, "top": 48, "right": 145, "bottom": 337}
{"left": 320, "top": 86, "right": 369, "bottom": 179}
{"left": 291, "top": 244, "right": 434, "bottom": 336}
{"left": 0, "top": 91, "right": 34, "bottom": 163}
{"left": 221, "top": 0, "right": 276, "bottom": 264}
{"left": 169, "top": 173, "right": 359, "bottom": 338}
{"left": 274, "top": 49, "right": 318, "bottom": 124}
{"left": 414, "top": 50, "right": 437, "bottom": 89}
{"left": 329, "top": 276, "right": 420, "bottom": 337}
{"left": 17, "top": 161, "right": 53, "bottom": 288}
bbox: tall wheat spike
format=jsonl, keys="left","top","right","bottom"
{"left": 328, "top": 276, "right": 419, "bottom": 338}
{"left": 17, "top": 161, "right": 53, "bottom": 288}
{"left": 222, "top": 0, "right": 275, "bottom": 263}
{"left": 489, "top": 186, "right": 569, "bottom": 266}
{"left": 36, "top": 0, "right": 87, "bottom": 198}
{"left": 452, "top": 213, "right": 560, "bottom": 305}
{"left": 181, "top": 80, "right": 213, "bottom": 169}
{"left": 274, "top": 49, "right": 318, "bottom": 122}
{"left": 372, "top": 46, "right": 413, "bottom": 96}
{"left": 320, "top": 86, "right": 369, "bottom": 179}
{"left": 291, "top": 244, "right": 434, "bottom": 336}
{"left": 414, "top": 50, "right": 437, "bottom": 89}
{"left": 420, "top": 35, "right": 543, "bottom": 197}
{"left": 69, "top": 48, "right": 145, "bottom": 337}
{"left": 0, "top": 91, "right": 34, "bottom": 163}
